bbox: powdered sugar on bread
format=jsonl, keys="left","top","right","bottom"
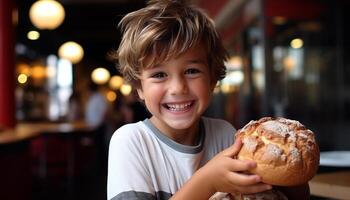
{"left": 235, "top": 117, "right": 320, "bottom": 186}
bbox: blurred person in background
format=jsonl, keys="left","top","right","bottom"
{"left": 67, "top": 90, "right": 84, "bottom": 121}
{"left": 85, "top": 81, "right": 108, "bottom": 127}
{"left": 85, "top": 80, "right": 109, "bottom": 171}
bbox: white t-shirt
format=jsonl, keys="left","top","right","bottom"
{"left": 107, "top": 117, "right": 236, "bottom": 200}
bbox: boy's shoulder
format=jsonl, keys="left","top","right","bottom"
{"left": 111, "top": 121, "right": 149, "bottom": 142}
{"left": 117, "top": 121, "right": 144, "bottom": 130}
{"left": 201, "top": 117, "right": 236, "bottom": 131}
{"left": 201, "top": 116, "right": 229, "bottom": 123}
{"left": 201, "top": 117, "right": 236, "bottom": 139}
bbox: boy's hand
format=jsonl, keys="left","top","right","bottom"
{"left": 200, "top": 138, "right": 272, "bottom": 195}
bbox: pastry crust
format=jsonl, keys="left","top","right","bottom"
{"left": 235, "top": 117, "right": 320, "bottom": 186}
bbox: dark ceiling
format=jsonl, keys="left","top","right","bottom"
{"left": 15, "top": 0, "right": 146, "bottom": 73}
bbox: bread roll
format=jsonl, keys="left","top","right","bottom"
{"left": 235, "top": 117, "right": 319, "bottom": 186}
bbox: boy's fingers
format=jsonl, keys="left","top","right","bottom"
{"left": 227, "top": 171, "right": 261, "bottom": 186}
{"left": 222, "top": 138, "right": 242, "bottom": 157}
{"left": 228, "top": 159, "right": 257, "bottom": 172}
{"left": 234, "top": 183, "right": 272, "bottom": 194}
{"left": 227, "top": 172, "right": 273, "bottom": 194}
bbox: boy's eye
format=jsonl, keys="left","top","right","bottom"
{"left": 185, "top": 68, "right": 201, "bottom": 74}
{"left": 150, "top": 72, "right": 167, "bottom": 79}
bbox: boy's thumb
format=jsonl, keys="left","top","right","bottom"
{"left": 222, "top": 138, "right": 243, "bottom": 157}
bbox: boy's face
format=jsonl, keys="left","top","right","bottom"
{"left": 137, "top": 43, "right": 215, "bottom": 138}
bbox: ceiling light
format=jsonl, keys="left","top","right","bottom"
{"left": 27, "top": 30, "right": 40, "bottom": 40}
{"left": 120, "top": 84, "right": 132, "bottom": 96}
{"left": 290, "top": 38, "right": 303, "bottom": 49}
{"left": 109, "top": 75, "right": 124, "bottom": 90}
{"left": 31, "top": 65, "right": 46, "bottom": 79}
{"left": 18, "top": 74, "right": 28, "bottom": 84}
{"left": 58, "top": 41, "right": 84, "bottom": 64}
{"left": 91, "top": 68, "right": 110, "bottom": 85}
{"left": 29, "top": 0, "right": 65, "bottom": 30}
{"left": 106, "top": 91, "right": 117, "bottom": 102}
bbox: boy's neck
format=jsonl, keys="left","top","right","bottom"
{"left": 149, "top": 116, "right": 201, "bottom": 146}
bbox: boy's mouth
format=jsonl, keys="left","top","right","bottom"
{"left": 163, "top": 101, "right": 194, "bottom": 112}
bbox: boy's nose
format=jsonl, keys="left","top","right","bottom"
{"left": 169, "top": 77, "right": 188, "bottom": 95}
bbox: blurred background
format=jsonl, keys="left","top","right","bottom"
{"left": 1, "top": 0, "right": 349, "bottom": 199}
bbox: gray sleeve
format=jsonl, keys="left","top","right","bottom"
{"left": 111, "top": 191, "right": 172, "bottom": 200}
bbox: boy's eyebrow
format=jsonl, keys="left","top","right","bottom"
{"left": 186, "top": 59, "right": 208, "bottom": 65}
{"left": 151, "top": 59, "right": 207, "bottom": 68}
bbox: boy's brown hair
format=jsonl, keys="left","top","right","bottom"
{"left": 115, "top": 0, "right": 228, "bottom": 88}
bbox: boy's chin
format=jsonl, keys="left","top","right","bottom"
{"left": 165, "top": 119, "right": 196, "bottom": 130}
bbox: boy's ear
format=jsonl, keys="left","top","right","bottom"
{"left": 136, "top": 88, "right": 145, "bottom": 100}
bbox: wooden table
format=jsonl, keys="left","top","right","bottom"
{"left": 309, "top": 171, "right": 350, "bottom": 200}
{"left": 0, "top": 121, "right": 94, "bottom": 144}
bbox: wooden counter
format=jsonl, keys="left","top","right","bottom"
{"left": 0, "top": 121, "right": 95, "bottom": 200}
{"left": 309, "top": 171, "right": 350, "bottom": 199}
{"left": 0, "top": 121, "right": 94, "bottom": 145}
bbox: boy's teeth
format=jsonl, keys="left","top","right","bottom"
{"left": 166, "top": 102, "right": 191, "bottom": 111}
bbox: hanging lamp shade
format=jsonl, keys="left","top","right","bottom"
{"left": 29, "top": 0, "right": 65, "bottom": 30}
{"left": 58, "top": 41, "right": 84, "bottom": 64}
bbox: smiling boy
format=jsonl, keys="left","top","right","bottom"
{"left": 137, "top": 43, "right": 214, "bottom": 145}
{"left": 107, "top": 0, "right": 308, "bottom": 200}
